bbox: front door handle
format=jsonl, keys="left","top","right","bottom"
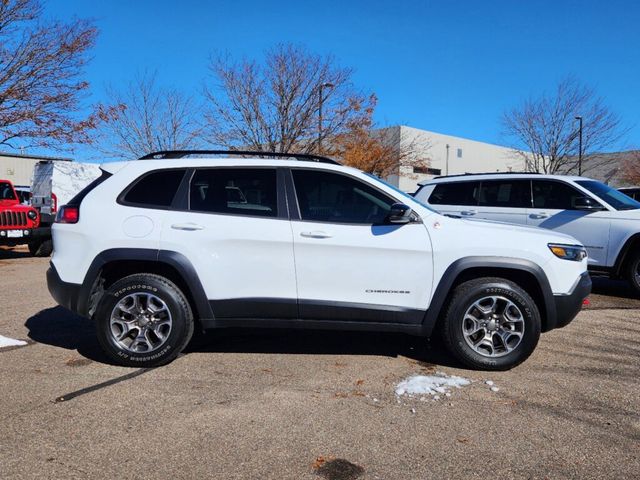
{"left": 530, "top": 213, "right": 549, "bottom": 219}
{"left": 460, "top": 210, "right": 477, "bottom": 216}
{"left": 171, "top": 223, "right": 205, "bottom": 231}
{"left": 300, "top": 231, "right": 333, "bottom": 239}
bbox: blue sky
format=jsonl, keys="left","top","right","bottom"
{"left": 44, "top": 0, "right": 639, "bottom": 154}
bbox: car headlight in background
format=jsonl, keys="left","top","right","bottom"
{"left": 548, "top": 244, "right": 587, "bottom": 261}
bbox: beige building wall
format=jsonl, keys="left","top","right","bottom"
{"left": 0, "top": 152, "right": 72, "bottom": 186}
{"left": 386, "top": 126, "right": 526, "bottom": 192}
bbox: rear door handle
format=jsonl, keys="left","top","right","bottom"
{"left": 300, "top": 231, "right": 333, "bottom": 239}
{"left": 171, "top": 223, "right": 205, "bottom": 231}
{"left": 460, "top": 210, "right": 477, "bottom": 216}
{"left": 530, "top": 213, "right": 549, "bottom": 219}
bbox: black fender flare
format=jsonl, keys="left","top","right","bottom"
{"left": 421, "top": 256, "right": 556, "bottom": 335}
{"left": 77, "top": 248, "right": 214, "bottom": 322}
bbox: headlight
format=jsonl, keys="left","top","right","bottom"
{"left": 548, "top": 243, "right": 587, "bottom": 261}
{"left": 27, "top": 210, "right": 37, "bottom": 220}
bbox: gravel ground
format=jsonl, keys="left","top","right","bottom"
{"left": 1, "top": 249, "right": 638, "bottom": 479}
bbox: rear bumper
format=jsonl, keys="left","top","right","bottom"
{"left": 47, "top": 263, "right": 82, "bottom": 314}
{"left": 552, "top": 272, "right": 592, "bottom": 329}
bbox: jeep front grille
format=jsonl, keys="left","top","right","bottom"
{"left": 0, "top": 211, "right": 27, "bottom": 227}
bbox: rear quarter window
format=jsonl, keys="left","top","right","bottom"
{"left": 120, "top": 169, "right": 187, "bottom": 209}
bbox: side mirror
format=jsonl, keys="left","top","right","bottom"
{"left": 574, "top": 197, "right": 604, "bottom": 211}
{"left": 386, "top": 203, "right": 413, "bottom": 224}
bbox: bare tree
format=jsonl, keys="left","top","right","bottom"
{"left": 98, "top": 73, "right": 203, "bottom": 159}
{"left": 0, "top": 0, "right": 100, "bottom": 150}
{"left": 503, "top": 77, "right": 626, "bottom": 174}
{"left": 203, "top": 44, "right": 373, "bottom": 154}
{"left": 332, "top": 97, "right": 430, "bottom": 178}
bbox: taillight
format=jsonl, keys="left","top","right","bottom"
{"left": 56, "top": 205, "right": 79, "bottom": 224}
{"left": 51, "top": 193, "right": 58, "bottom": 214}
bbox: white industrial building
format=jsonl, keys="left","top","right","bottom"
{"left": 383, "top": 126, "right": 525, "bottom": 192}
{"left": 0, "top": 151, "right": 72, "bottom": 186}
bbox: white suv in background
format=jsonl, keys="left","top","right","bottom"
{"left": 415, "top": 173, "right": 640, "bottom": 292}
{"left": 47, "top": 151, "right": 590, "bottom": 370}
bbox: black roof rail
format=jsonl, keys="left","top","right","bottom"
{"left": 138, "top": 149, "right": 340, "bottom": 165}
{"left": 433, "top": 171, "right": 540, "bottom": 179}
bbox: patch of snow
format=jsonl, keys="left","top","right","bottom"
{"left": 410, "top": 408, "right": 416, "bottom": 414}
{"left": 485, "top": 380, "right": 494, "bottom": 386}
{"left": 490, "top": 386, "right": 500, "bottom": 393}
{"left": 395, "top": 374, "right": 471, "bottom": 397}
{"left": 0, "top": 335, "right": 27, "bottom": 348}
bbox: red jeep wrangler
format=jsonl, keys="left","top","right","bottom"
{"left": 0, "top": 179, "right": 40, "bottom": 251}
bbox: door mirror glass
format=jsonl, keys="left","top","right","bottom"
{"left": 573, "top": 196, "right": 604, "bottom": 211}
{"left": 386, "top": 203, "right": 413, "bottom": 224}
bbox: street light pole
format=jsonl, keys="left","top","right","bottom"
{"left": 575, "top": 115, "right": 583, "bottom": 176}
{"left": 318, "top": 82, "right": 334, "bottom": 154}
{"left": 445, "top": 144, "right": 450, "bottom": 176}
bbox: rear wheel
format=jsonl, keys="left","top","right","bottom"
{"left": 625, "top": 250, "right": 640, "bottom": 295}
{"left": 95, "top": 273, "right": 194, "bottom": 367}
{"left": 441, "top": 277, "right": 541, "bottom": 370}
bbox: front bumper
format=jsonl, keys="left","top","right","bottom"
{"left": 47, "top": 263, "right": 82, "bottom": 314}
{"left": 0, "top": 228, "right": 35, "bottom": 245}
{"left": 552, "top": 272, "right": 592, "bottom": 329}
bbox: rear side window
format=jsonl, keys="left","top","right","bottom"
{"left": 429, "top": 181, "right": 479, "bottom": 206}
{"left": 122, "top": 169, "right": 186, "bottom": 208}
{"left": 478, "top": 180, "right": 531, "bottom": 208}
{"left": 532, "top": 180, "right": 587, "bottom": 210}
{"left": 189, "top": 168, "right": 277, "bottom": 217}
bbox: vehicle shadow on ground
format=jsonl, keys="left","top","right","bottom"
{"left": 24, "top": 306, "right": 113, "bottom": 364}
{"left": 24, "top": 306, "right": 463, "bottom": 368}
{"left": 589, "top": 277, "right": 640, "bottom": 308}
{"left": 0, "top": 247, "right": 31, "bottom": 260}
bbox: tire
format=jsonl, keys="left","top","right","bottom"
{"left": 95, "top": 273, "right": 194, "bottom": 367}
{"left": 625, "top": 251, "right": 640, "bottom": 295}
{"left": 441, "top": 277, "right": 541, "bottom": 371}
{"left": 28, "top": 239, "right": 53, "bottom": 257}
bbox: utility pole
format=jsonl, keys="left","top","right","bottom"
{"left": 445, "top": 144, "right": 450, "bottom": 176}
{"left": 575, "top": 116, "right": 583, "bottom": 176}
{"left": 317, "top": 82, "right": 334, "bottom": 154}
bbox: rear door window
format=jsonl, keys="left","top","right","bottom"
{"left": 478, "top": 180, "right": 531, "bottom": 208}
{"left": 189, "top": 168, "right": 278, "bottom": 217}
{"left": 428, "top": 181, "right": 480, "bottom": 206}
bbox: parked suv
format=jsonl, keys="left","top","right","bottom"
{"left": 415, "top": 173, "right": 640, "bottom": 293}
{"left": 0, "top": 179, "right": 40, "bottom": 249}
{"left": 47, "top": 152, "right": 590, "bottom": 370}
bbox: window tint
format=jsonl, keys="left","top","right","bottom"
{"left": 123, "top": 169, "right": 185, "bottom": 208}
{"left": 190, "top": 168, "right": 277, "bottom": 217}
{"left": 0, "top": 182, "right": 16, "bottom": 200}
{"left": 292, "top": 170, "right": 394, "bottom": 224}
{"left": 479, "top": 180, "right": 531, "bottom": 208}
{"left": 428, "top": 181, "right": 479, "bottom": 206}
{"left": 576, "top": 180, "right": 638, "bottom": 210}
{"left": 532, "top": 180, "right": 588, "bottom": 210}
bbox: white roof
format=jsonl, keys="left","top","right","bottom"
{"left": 418, "top": 173, "right": 591, "bottom": 186}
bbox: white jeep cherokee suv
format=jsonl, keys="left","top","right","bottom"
{"left": 47, "top": 151, "right": 591, "bottom": 370}
{"left": 414, "top": 173, "right": 640, "bottom": 293}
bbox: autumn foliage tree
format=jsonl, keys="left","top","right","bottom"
{"left": 0, "top": 0, "right": 101, "bottom": 150}
{"left": 98, "top": 73, "right": 203, "bottom": 159}
{"left": 333, "top": 97, "right": 430, "bottom": 178}
{"left": 203, "top": 44, "right": 373, "bottom": 154}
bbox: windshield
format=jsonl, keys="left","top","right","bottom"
{"left": 576, "top": 180, "right": 640, "bottom": 211}
{"left": 364, "top": 173, "right": 436, "bottom": 212}
{"left": 0, "top": 182, "right": 16, "bottom": 200}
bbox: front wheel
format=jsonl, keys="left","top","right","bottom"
{"left": 441, "top": 277, "right": 541, "bottom": 370}
{"left": 95, "top": 274, "right": 194, "bottom": 367}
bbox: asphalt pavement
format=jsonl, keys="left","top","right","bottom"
{"left": 1, "top": 249, "right": 638, "bottom": 479}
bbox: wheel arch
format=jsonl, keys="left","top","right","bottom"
{"left": 78, "top": 248, "right": 214, "bottom": 324}
{"left": 612, "top": 233, "right": 640, "bottom": 277}
{"left": 422, "top": 257, "right": 556, "bottom": 336}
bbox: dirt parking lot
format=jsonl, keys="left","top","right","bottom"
{"left": 1, "top": 249, "right": 639, "bottom": 479}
